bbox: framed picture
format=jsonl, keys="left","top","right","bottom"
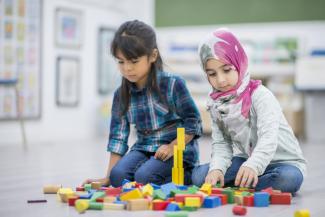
{"left": 0, "top": 0, "right": 42, "bottom": 120}
{"left": 56, "top": 56, "right": 80, "bottom": 107}
{"left": 97, "top": 27, "right": 120, "bottom": 95}
{"left": 55, "top": 8, "right": 83, "bottom": 48}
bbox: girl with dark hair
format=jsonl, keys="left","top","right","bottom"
{"left": 83, "top": 20, "right": 202, "bottom": 187}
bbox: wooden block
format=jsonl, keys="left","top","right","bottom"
{"left": 222, "top": 188, "right": 235, "bottom": 204}
{"left": 142, "top": 183, "right": 154, "bottom": 197}
{"left": 90, "top": 191, "right": 105, "bottom": 202}
{"left": 68, "top": 196, "right": 79, "bottom": 206}
{"left": 91, "top": 182, "right": 102, "bottom": 190}
{"left": 103, "top": 196, "right": 116, "bottom": 203}
{"left": 105, "top": 187, "right": 122, "bottom": 196}
{"left": 126, "top": 199, "right": 150, "bottom": 210}
{"left": 103, "top": 202, "right": 125, "bottom": 210}
{"left": 211, "top": 188, "right": 223, "bottom": 194}
{"left": 232, "top": 205, "right": 247, "bottom": 215}
{"left": 270, "top": 193, "right": 292, "bottom": 205}
{"left": 89, "top": 202, "right": 103, "bottom": 210}
{"left": 153, "top": 189, "right": 167, "bottom": 200}
{"left": 178, "top": 168, "right": 184, "bottom": 186}
{"left": 200, "top": 183, "right": 212, "bottom": 195}
{"left": 152, "top": 200, "right": 170, "bottom": 210}
{"left": 211, "top": 193, "right": 227, "bottom": 205}
{"left": 57, "top": 188, "right": 75, "bottom": 203}
{"left": 165, "top": 211, "right": 189, "bottom": 217}
{"left": 75, "top": 199, "right": 89, "bottom": 213}
{"left": 175, "top": 194, "right": 203, "bottom": 204}
{"left": 234, "top": 195, "right": 243, "bottom": 205}
{"left": 172, "top": 167, "right": 179, "bottom": 184}
{"left": 177, "top": 128, "right": 185, "bottom": 150}
{"left": 120, "top": 188, "right": 143, "bottom": 201}
{"left": 254, "top": 192, "right": 270, "bottom": 207}
{"left": 43, "top": 185, "right": 62, "bottom": 194}
{"left": 294, "top": 209, "right": 310, "bottom": 217}
{"left": 243, "top": 196, "right": 254, "bottom": 206}
{"left": 184, "top": 197, "right": 201, "bottom": 207}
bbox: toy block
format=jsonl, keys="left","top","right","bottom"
{"left": 254, "top": 192, "right": 270, "bottom": 207}
{"left": 90, "top": 191, "right": 105, "bottom": 202}
{"left": 234, "top": 195, "right": 244, "bottom": 205}
{"left": 203, "top": 196, "right": 221, "bottom": 208}
{"left": 75, "top": 199, "right": 89, "bottom": 213}
{"left": 200, "top": 183, "right": 212, "bottom": 195}
{"left": 120, "top": 188, "right": 143, "bottom": 201}
{"left": 76, "top": 186, "right": 85, "bottom": 191}
{"left": 89, "top": 202, "right": 104, "bottom": 210}
{"left": 187, "top": 185, "right": 199, "bottom": 194}
{"left": 78, "top": 192, "right": 93, "bottom": 200}
{"left": 294, "top": 209, "right": 310, "bottom": 217}
{"left": 175, "top": 194, "right": 203, "bottom": 204}
{"left": 57, "top": 188, "right": 75, "bottom": 203}
{"left": 68, "top": 196, "right": 79, "bottom": 206}
{"left": 270, "top": 192, "right": 292, "bottom": 205}
{"left": 126, "top": 198, "right": 150, "bottom": 210}
{"left": 165, "top": 211, "right": 189, "bottom": 217}
{"left": 182, "top": 206, "right": 197, "bottom": 211}
{"left": 239, "top": 187, "right": 249, "bottom": 191}
{"left": 153, "top": 189, "right": 167, "bottom": 200}
{"left": 184, "top": 197, "right": 201, "bottom": 207}
{"left": 43, "top": 184, "right": 62, "bottom": 194}
{"left": 152, "top": 200, "right": 170, "bottom": 210}
{"left": 105, "top": 187, "right": 122, "bottom": 196}
{"left": 103, "top": 196, "right": 116, "bottom": 203}
{"left": 241, "top": 191, "right": 251, "bottom": 197}
{"left": 261, "top": 187, "right": 274, "bottom": 195}
{"left": 123, "top": 187, "right": 135, "bottom": 192}
{"left": 122, "top": 179, "right": 131, "bottom": 186}
{"left": 90, "top": 182, "right": 102, "bottom": 190}
{"left": 177, "top": 185, "right": 188, "bottom": 191}
{"left": 211, "top": 187, "right": 223, "bottom": 194}
{"left": 222, "top": 188, "right": 234, "bottom": 204}
{"left": 243, "top": 195, "right": 254, "bottom": 206}
{"left": 84, "top": 184, "right": 91, "bottom": 191}
{"left": 195, "top": 190, "right": 208, "bottom": 198}
{"left": 150, "top": 183, "right": 161, "bottom": 190}
{"left": 142, "top": 183, "right": 154, "bottom": 196}
{"left": 211, "top": 193, "right": 227, "bottom": 205}
{"left": 161, "top": 182, "right": 178, "bottom": 197}
{"left": 166, "top": 202, "right": 181, "bottom": 211}
{"left": 96, "top": 198, "right": 104, "bottom": 202}
{"left": 232, "top": 205, "right": 247, "bottom": 215}
{"left": 103, "top": 202, "right": 125, "bottom": 210}
{"left": 27, "top": 199, "right": 47, "bottom": 203}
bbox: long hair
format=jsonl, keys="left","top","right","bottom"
{"left": 111, "top": 20, "right": 165, "bottom": 116}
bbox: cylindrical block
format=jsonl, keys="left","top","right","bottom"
{"left": 43, "top": 185, "right": 61, "bottom": 194}
{"left": 232, "top": 205, "right": 247, "bottom": 215}
{"left": 294, "top": 209, "right": 310, "bottom": 217}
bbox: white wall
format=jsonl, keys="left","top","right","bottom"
{"left": 0, "top": 0, "right": 154, "bottom": 146}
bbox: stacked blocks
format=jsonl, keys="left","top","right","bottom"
{"left": 172, "top": 128, "right": 185, "bottom": 185}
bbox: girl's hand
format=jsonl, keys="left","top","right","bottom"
{"left": 82, "top": 177, "right": 110, "bottom": 187}
{"left": 235, "top": 166, "right": 258, "bottom": 188}
{"left": 154, "top": 144, "right": 174, "bottom": 161}
{"left": 205, "top": 169, "right": 225, "bottom": 187}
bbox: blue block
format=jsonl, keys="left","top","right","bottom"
{"left": 177, "top": 185, "right": 188, "bottom": 191}
{"left": 161, "top": 182, "right": 177, "bottom": 196}
{"left": 254, "top": 192, "right": 270, "bottom": 207}
{"left": 122, "top": 179, "right": 131, "bottom": 185}
{"left": 203, "top": 196, "right": 221, "bottom": 208}
{"left": 165, "top": 203, "right": 181, "bottom": 211}
{"left": 79, "top": 192, "right": 93, "bottom": 199}
{"left": 122, "top": 187, "right": 135, "bottom": 192}
{"left": 114, "top": 200, "right": 127, "bottom": 205}
{"left": 150, "top": 183, "right": 161, "bottom": 190}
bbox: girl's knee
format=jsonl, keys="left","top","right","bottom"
{"left": 109, "top": 166, "right": 128, "bottom": 187}
{"left": 191, "top": 165, "right": 208, "bottom": 187}
{"left": 134, "top": 168, "right": 152, "bottom": 184}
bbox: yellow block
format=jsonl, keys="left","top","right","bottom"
{"left": 120, "top": 188, "right": 143, "bottom": 201}
{"left": 177, "top": 128, "right": 185, "bottom": 150}
{"left": 184, "top": 197, "right": 201, "bottom": 207}
{"left": 103, "top": 196, "right": 116, "bottom": 203}
{"left": 172, "top": 167, "right": 179, "bottom": 184}
{"left": 103, "top": 202, "right": 125, "bottom": 210}
{"left": 75, "top": 199, "right": 89, "bottom": 213}
{"left": 178, "top": 168, "right": 184, "bottom": 185}
{"left": 234, "top": 195, "right": 243, "bottom": 205}
{"left": 177, "top": 150, "right": 183, "bottom": 169}
{"left": 57, "top": 188, "right": 75, "bottom": 203}
{"left": 142, "top": 183, "right": 154, "bottom": 197}
{"left": 173, "top": 145, "right": 178, "bottom": 168}
{"left": 43, "top": 184, "right": 62, "bottom": 194}
{"left": 294, "top": 209, "right": 310, "bottom": 217}
{"left": 200, "top": 183, "right": 212, "bottom": 195}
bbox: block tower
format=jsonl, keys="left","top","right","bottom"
{"left": 172, "top": 128, "right": 185, "bottom": 185}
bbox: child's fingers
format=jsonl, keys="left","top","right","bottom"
{"left": 235, "top": 169, "right": 244, "bottom": 186}
{"left": 245, "top": 173, "right": 254, "bottom": 188}
{"left": 252, "top": 174, "right": 258, "bottom": 187}
{"left": 240, "top": 171, "right": 249, "bottom": 187}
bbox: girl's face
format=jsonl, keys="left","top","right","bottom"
{"left": 116, "top": 49, "right": 157, "bottom": 89}
{"left": 205, "top": 58, "right": 239, "bottom": 92}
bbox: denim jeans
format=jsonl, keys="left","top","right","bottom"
{"left": 192, "top": 157, "right": 303, "bottom": 193}
{"left": 110, "top": 150, "right": 193, "bottom": 187}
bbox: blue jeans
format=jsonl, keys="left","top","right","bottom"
{"left": 192, "top": 157, "right": 303, "bottom": 193}
{"left": 110, "top": 150, "right": 193, "bottom": 187}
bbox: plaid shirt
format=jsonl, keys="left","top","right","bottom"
{"left": 107, "top": 71, "right": 202, "bottom": 166}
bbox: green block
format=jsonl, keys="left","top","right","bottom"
{"left": 153, "top": 189, "right": 166, "bottom": 200}
{"left": 89, "top": 202, "right": 103, "bottom": 210}
{"left": 90, "top": 191, "right": 105, "bottom": 202}
{"left": 222, "top": 189, "right": 234, "bottom": 204}
{"left": 165, "top": 211, "right": 189, "bottom": 217}
{"left": 241, "top": 191, "right": 251, "bottom": 196}
{"left": 187, "top": 186, "right": 199, "bottom": 194}
{"left": 84, "top": 184, "right": 91, "bottom": 191}
{"left": 170, "top": 189, "right": 183, "bottom": 197}
{"left": 182, "top": 206, "right": 198, "bottom": 211}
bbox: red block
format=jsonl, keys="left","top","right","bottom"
{"left": 68, "top": 196, "right": 79, "bottom": 206}
{"left": 135, "top": 183, "right": 143, "bottom": 188}
{"left": 270, "top": 193, "right": 292, "bottom": 205}
{"left": 175, "top": 194, "right": 203, "bottom": 204}
{"left": 105, "top": 187, "right": 122, "bottom": 196}
{"left": 232, "top": 205, "right": 247, "bottom": 215}
{"left": 152, "top": 201, "right": 170, "bottom": 210}
{"left": 261, "top": 187, "right": 274, "bottom": 195}
{"left": 96, "top": 198, "right": 104, "bottom": 203}
{"left": 243, "top": 196, "right": 254, "bottom": 207}
{"left": 211, "top": 194, "right": 227, "bottom": 205}
{"left": 211, "top": 188, "right": 223, "bottom": 194}
{"left": 76, "top": 186, "right": 84, "bottom": 191}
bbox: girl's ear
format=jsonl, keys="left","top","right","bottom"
{"left": 150, "top": 49, "right": 158, "bottom": 63}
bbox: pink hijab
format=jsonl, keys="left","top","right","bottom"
{"left": 199, "top": 29, "right": 261, "bottom": 118}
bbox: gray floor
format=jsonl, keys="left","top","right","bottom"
{"left": 0, "top": 136, "right": 324, "bottom": 217}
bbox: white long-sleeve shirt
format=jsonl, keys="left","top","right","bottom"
{"left": 208, "top": 85, "right": 307, "bottom": 177}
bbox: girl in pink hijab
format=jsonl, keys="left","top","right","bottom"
{"left": 192, "top": 29, "right": 306, "bottom": 193}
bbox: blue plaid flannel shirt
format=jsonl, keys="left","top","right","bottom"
{"left": 107, "top": 71, "right": 202, "bottom": 167}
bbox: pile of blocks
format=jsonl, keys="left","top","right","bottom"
{"left": 43, "top": 181, "right": 295, "bottom": 216}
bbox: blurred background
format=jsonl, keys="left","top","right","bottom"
{"left": 1, "top": 0, "right": 325, "bottom": 147}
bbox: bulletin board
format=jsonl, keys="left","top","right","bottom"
{"left": 0, "top": 0, "right": 42, "bottom": 120}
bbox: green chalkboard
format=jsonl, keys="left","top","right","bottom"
{"left": 155, "top": 0, "right": 325, "bottom": 27}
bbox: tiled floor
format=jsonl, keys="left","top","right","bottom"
{"left": 0, "top": 136, "right": 324, "bottom": 217}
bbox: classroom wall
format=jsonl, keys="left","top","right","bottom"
{"left": 0, "top": 0, "right": 154, "bottom": 146}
